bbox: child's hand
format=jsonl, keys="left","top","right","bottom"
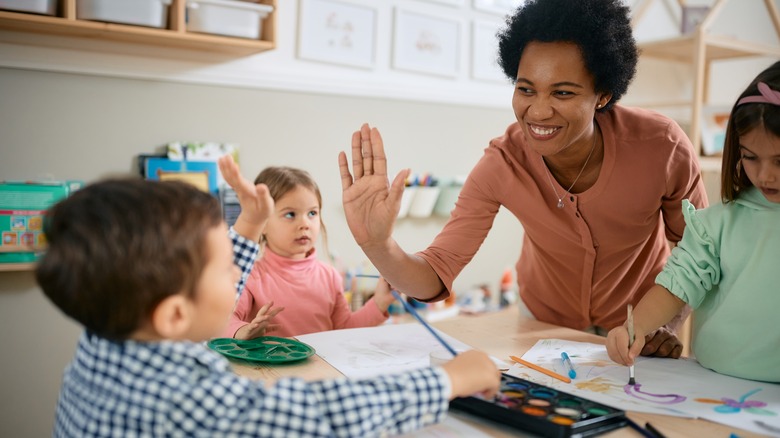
{"left": 441, "top": 350, "right": 500, "bottom": 400}
{"left": 606, "top": 324, "right": 645, "bottom": 366}
{"left": 234, "top": 301, "right": 284, "bottom": 340}
{"left": 218, "top": 155, "right": 274, "bottom": 242}
{"left": 372, "top": 278, "right": 395, "bottom": 314}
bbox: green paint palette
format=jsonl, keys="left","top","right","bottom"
{"left": 207, "top": 336, "right": 315, "bottom": 363}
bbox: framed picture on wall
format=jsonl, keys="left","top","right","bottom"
{"left": 681, "top": 6, "right": 710, "bottom": 34}
{"left": 472, "top": 0, "right": 524, "bottom": 16}
{"left": 392, "top": 8, "right": 461, "bottom": 78}
{"left": 471, "top": 20, "right": 506, "bottom": 83}
{"left": 297, "top": 0, "right": 377, "bottom": 69}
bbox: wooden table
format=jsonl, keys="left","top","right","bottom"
{"left": 229, "top": 306, "right": 764, "bottom": 437}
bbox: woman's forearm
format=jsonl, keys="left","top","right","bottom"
{"left": 360, "top": 239, "right": 445, "bottom": 301}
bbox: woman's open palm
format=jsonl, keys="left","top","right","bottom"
{"left": 338, "top": 123, "right": 409, "bottom": 247}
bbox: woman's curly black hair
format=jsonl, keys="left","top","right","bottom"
{"left": 497, "top": 0, "right": 638, "bottom": 111}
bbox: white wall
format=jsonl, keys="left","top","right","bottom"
{"left": 0, "top": 0, "right": 777, "bottom": 436}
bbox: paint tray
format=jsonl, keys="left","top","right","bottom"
{"left": 450, "top": 373, "right": 627, "bottom": 437}
{"left": 207, "top": 336, "right": 315, "bottom": 363}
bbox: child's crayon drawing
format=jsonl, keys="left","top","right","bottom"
{"left": 575, "top": 377, "right": 618, "bottom": 393}
{"left": 695, "top": 388, "right": 777, "bottom": 416}
{"left": 517, "top": 339, "right": 780, "bottom": 436}
{"left": 623, "top": 383, "right": 686, "bottom": 404}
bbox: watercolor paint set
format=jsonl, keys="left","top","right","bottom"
{"left": 450, "top": 373, "right": 627, "bottom": 437}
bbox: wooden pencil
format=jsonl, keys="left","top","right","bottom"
{"left": 509, "top": 355, "right": 572, "bottom": 383}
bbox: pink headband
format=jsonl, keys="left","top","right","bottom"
{"left": 737, "top": 82, "right": 780, "bottom": 106}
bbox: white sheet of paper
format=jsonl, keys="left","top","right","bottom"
{"left": 297, "top": 324, "right": 512, "bottom": 437}
{"left": 398, "top": 415, "right": 493, "bottom": 438}
{"left": 515, "top": 339, "right": 780, "bottom": 436}
{"left": 297, "top": 323, "right": 509, "bottom": 380}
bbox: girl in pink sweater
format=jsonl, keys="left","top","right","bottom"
{"left": 224, "top": 166, "right": 393, "bottom": 339}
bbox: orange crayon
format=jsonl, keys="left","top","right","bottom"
{"left": 509, "top": 355, "right": 572, "bottom": 384}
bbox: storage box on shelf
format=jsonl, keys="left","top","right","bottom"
{"left": 76, "top": 0, "right": 171, "bottom": 29}
{"left": 0, "top": 0, "right": 57, "bottom": 15}
{"left": 0, "top": 0, "right": 276, "bottom": 55}
{"left": 0, "top": 245, "right": 44, "bottom": 272}
{"left": 187, "top": 0, "right": 273, "bottom": 39}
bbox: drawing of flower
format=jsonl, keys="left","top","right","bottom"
{"left": 695, "top": 389, "right": 777, "bottom": 416}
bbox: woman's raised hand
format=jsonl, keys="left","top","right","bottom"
{"left": 338, "top": 123, "right": 410, "bottom": 249}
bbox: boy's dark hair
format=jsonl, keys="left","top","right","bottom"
{"left": 254, "top": 166, "right": 329, "bottom": 255}
{"left": 497, "top": 0, "right": 637, "bottom": 111}
{"left": 721, "top": 60, "right": 780, "bottom": 202}
{"left": 36, "top": 178, "right": 222, "bottom": 340}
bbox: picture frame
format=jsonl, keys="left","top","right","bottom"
{"left": 700, "top": 105, "right": 730, "bottom": 156}
{"left": 471, "top": 20, "right": 506, "bottom": 83}
{"left": 472, "top": 0, "right": 524, "bottom": 16}
{"left": 681, "top": 6, "right": 710, "bottom": 34}
{"left": 392, "top": 8, "right": 461, "bottom": 78}
{"left": 297, "top": 0, "right": 377, "bottom": 70}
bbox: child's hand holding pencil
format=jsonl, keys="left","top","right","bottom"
{"left": 605, "top": 307, "right": 648, "bottom": 372}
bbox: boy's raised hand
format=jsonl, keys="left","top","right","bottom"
{"left": 441, "top": 350, "right": 501, "bottom": 400}
{"left": 218, "top": 155, "right": 274, "bottom": 242}
{"left": 338, "top": 123, "right": 410, "bottom": 249}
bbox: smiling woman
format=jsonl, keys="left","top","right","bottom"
{"left": 338, "top": 0, "right": 709, "bottom": 359}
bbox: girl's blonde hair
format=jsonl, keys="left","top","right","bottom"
{"left": 254, "top": 166, "right": 329, "bottom": 257}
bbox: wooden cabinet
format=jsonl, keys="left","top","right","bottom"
{"left": 0, "top": 0, "right": 276, "bottom": 55}
{"left": 632, "top": 0, "right": 780, "bottom": 171}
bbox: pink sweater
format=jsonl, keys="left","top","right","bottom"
{"left": 224, "top": 248, "right": 388, "bottom": 338}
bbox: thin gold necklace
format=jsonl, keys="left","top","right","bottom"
{"left": 542, "top": 132, "right": 598, "bottom": 209}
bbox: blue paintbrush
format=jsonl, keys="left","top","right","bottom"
{"left": 391, "top": 289, "right": 458, "bottom": 356}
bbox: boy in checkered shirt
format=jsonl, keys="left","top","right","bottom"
{"left": 38, "top": 156, "right": 500, "bottom": 437}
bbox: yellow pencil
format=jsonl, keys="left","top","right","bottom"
{"left": 509, "top": 355, "right": 572, "bottom": 383}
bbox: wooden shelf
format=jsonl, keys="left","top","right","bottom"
{"left": 633, "top": 0, "right": 780, "bottom": 161}
{"left": 638, "top": 33, "right": 780, "bottom": 62}
{"left": 0, "top": 0, "right": 276, "bottom": 55}
{"left": 0, "top": 245, "right": 43, "bottom": 272}
{"left": 0, "top": 262, "right": 35, "bottom": 272}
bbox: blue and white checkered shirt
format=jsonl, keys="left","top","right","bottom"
{"left": 53, "top": 228, "right": 451, "bottom": 437}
